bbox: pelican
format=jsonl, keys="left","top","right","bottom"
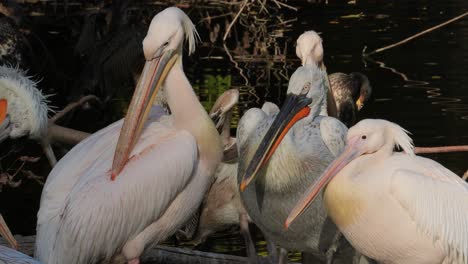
{"left": 0, "top": 246, "right": 42, "bottom": 264}
{"left": 237, "top": 64, "right": 352, "bottom": 263}
{"left": 296, "top": 31, "right": 372, "bottom": 126}
{"left": 35, "top": 7, "right": 222, "bottom": 264}
{"left": 328, "top": 72, "right": 372, "bottom": 127}
{"left": 295, "top": 30, "right": 337, "bottom": 118}
{"left": 0, "top": 65, "right": 56, "bottom": 166}
{"left": 179, "top": 89, "right": 248, "bottom": 245}
{"left": 286, "top": 119, "right": 468, "bottom": 264}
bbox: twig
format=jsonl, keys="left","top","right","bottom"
{"left": 462, "top": 170, "right": 468, "bottom": 181}
{"left": 364, "top": 11, "right": 468, "bottom": 56}
{"left": 199, "top": 12, "right": 233, "bottom": 23}
{"left": 414, "top": 145, "right": 468, "bottom": 154}
{"left": 223, "top": 0, "right": 248, "bottom": 41}
{"left": 272, "top": 0, "right": 298, "bottom": 11}
{"left": 48, "top": 95, "right": 99, "bottom": 124}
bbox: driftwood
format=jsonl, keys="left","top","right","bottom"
{"left": 0, "top": 236, "right": 293, "bottom": 264}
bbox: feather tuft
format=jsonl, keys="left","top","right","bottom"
{"left": 0, "top": 64, "right": 51, "bottom": 139}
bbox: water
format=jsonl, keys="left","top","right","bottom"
{"left": 1, "top": 0, "right": 467, "bottom": 261}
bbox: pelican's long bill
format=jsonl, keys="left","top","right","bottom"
{"left": 239, "top": 94, "right": 312, "bottom": 192}
{"left": 0, "top": 214, "right": 18, "bottom": 249}
{"left": 284, "top": 136, "right": 364, "bottom": 229}
{"left": 111, "top": 49, "right": 178, "bottom": 180}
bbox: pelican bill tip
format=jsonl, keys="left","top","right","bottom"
{"left": 239, "top": 181, "right": 247, "bottom": 192}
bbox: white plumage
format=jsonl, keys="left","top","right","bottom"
{"left": 0, "top": 65, "right": 50, "bottom": 140}
{"left": 35, "top": 7, "right": 222, "bottom": 264}
{"left": 0, "top": 245, "right": 42, "bottom": 264}
{"left": 287, "top": 119, "right": 468, "bottom": 264}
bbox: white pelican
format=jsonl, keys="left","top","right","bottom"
{"left": 0, "top": 245, "right": 42, "bottom": 264}
{"left": 237, "top": 64, "right": 352, "bottom": 263}
{"left": 295, "top": 30, "right": 338, "bottom": 118}
{"left": 296, "top": 31, "right": 372, "bottom": 127}
{"left": 286, "top": 119, "right": 468, "bottom": 264}
{"left": 0, "top": 65, "right": 56, "bottom": 166}
{"left": 35, "top": 7, "right": 222, "bottom": 264}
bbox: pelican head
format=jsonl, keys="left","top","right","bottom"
{"left": 209, "top": 89, "right": 239, "bottom": 132}
{"left": 0, "top": 65, "right": 49, "bottom": 142}
{"left": 240, "top": 65, "right": 330, "bottom": 191}
{"left": 285, "top": 119, "right": 414, "bottom": 228}
{"left": 296, "top": 30, "right": 323, "bottom": 67}
{"left": 111, "top": 7, "right": 199, "bottom": 178}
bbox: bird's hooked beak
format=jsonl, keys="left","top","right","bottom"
{"left": 356, "top": 96, "right": 365, "bottom": 111}
{"left": 0, "top": 99, "right": 11, "bottom": 142}
{"left": 111, "top": 49, "right": 178, "bottom": 179}
{"left": 209, "top": 89, "right": 239, "bottom": 133}
{"left": 0, "top": 214, "right": 18, "bottom": 249}
{"left": 239, "top": 94, "right": 312, "bottom": 192}
{"left": 284, "top": 136, "right": 364, "bottom": 228}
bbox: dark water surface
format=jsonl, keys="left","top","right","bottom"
{"left": 1, "top": 0, "right": 467, "bottom": 260}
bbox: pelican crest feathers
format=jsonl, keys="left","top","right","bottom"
{"left": 0, "top": 65, "right": 51, "bottom": 139}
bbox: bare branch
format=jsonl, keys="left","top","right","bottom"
{"left": 414, "top": 145, "right": 468, "bottom": 154}
{"left": 364, "top": 11, "right": 468, "bottom": 56}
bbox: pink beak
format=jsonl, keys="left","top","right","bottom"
{"left": 285, "top": 136, "right": 364, "bottom": 229}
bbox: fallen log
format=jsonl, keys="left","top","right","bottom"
{"left": 0, "top": 235, "right": 291, "bottom": 264}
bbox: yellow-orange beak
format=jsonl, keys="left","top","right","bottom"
{"left": 0, "top": 214, "right": 17, "bottom": 249}
{"left": 284, "top": 136, "right": 364, "bottom": 229}
{"left": 239, "top": 94, "right": 312, "bottom": 192}
{"left": 356, "top": 97, "right": 364, "bottom": 111}
{"left": 111, "top": 49, "right": 178, "bottom": 179}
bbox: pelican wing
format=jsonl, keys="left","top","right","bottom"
{"left": 319, "top": 117, "right": 347, "bottom": 157}
{"left": 0, "top": 245, "right": 42, "bottom": 264}
{"left": 36, "top": 107, "right": 198, "bottom": 264}
{"left": 237, "top": 107, "right": 271, "bottom": 151}
{"left": 391, "top": 157, "right": 468, "bottom": 263}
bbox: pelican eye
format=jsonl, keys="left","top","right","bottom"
{"left": 361, "top": 135, "right": 367, "bottom": 139}
{"left": 301, "top": 82, "right": 311, "bottom": 94}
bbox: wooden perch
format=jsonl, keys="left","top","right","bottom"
{"left": 47, "top": 95, "right": 97, "bottom": 146}
{"left": 364, "top": 11, "right": 468, "bottom": 56}
{"left": 0, "top": 236, "right": 294, "bottom": 264}
{"left": 414, "top": 145, "right": 468, "bottom": 154}
{"left": 48, "top": 125, "right": 90, "bottom": 145}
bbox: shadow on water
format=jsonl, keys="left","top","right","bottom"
{"left": 0, "top": 0, "right": 467, "bottom": 260}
